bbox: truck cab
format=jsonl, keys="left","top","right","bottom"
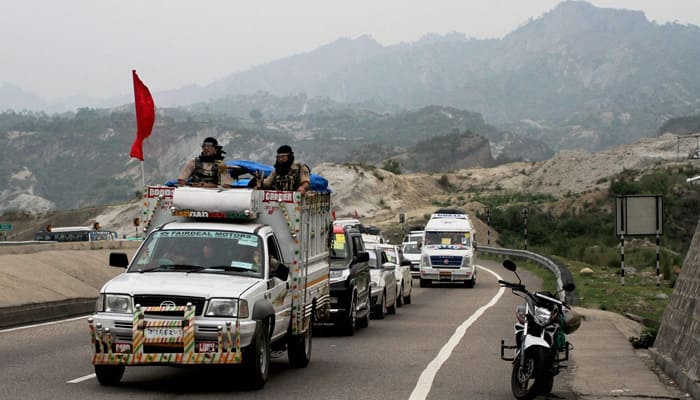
{"left": 328, "top": 223, "right": 371, "bottom": 335}
{"left": 89, "top": 187, "right": 331, "bottom": 389}
{"left": 419, "top": 209, "right": 477, "bottom": 288}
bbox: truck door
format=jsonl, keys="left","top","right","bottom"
{"left": 351, "top": 235, "right": 371, "bottom": 309}
{"left": 266, "top": 234, "right": 292, "bottom": 338}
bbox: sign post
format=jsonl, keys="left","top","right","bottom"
{"left": 615, "top": 195, "right": 664, "bottom": 286}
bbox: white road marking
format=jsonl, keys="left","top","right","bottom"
{"left": 409, "top": 265, "right": 505, "bottom": 400}
{"left": 67, "top": 374, "right": 96, "bottom": 384}
{"left": 0, "top": 315, "right": 90, "bottom": 333}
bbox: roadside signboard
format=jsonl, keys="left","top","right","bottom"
{"left": 0, "top": 223, "right": 12, "bottom": 231}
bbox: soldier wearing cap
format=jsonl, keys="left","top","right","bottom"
{"left": 177, "top": 137, "right": 233, "bottom": 188}
{"left": 260, "top": 145, "right": 311, "bottom": 194}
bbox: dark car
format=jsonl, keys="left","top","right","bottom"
{"left": 327, "top": 224, "right": 371, "bottom": 335}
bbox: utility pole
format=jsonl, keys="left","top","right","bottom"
{"left": 522, "top": 207, "right": 529, "bottom": 251}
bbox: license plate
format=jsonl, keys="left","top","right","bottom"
{"left": 197, "top": 341, "right": 218, "bottom": 353}
{"left": 145, "top": 327, "right": 183, "bottom": 340}
{"left": 439, "top": 271, "right": 452, "bottom": 280}
{"left": 115, "top": 342, "right": 131, "bottom": 353}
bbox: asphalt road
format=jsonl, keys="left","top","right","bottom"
{"left": 0, "top": 259, "right": 577, "bottom": 400}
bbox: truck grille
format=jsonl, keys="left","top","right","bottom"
{"left": 430, "top": 255, "right": 462, "bottom": 268}
{"left": 133, "top": 295, "right": 206, "bottom": 316}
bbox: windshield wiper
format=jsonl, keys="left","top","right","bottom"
{"left": 188, "top": 265, "right": 253, "bottom": 273}
{"left": 139, "top": 264, "right": 203, "bottom": 273}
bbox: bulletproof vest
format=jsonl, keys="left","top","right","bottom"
{"left": 191, "top": 159, "right": 219, "bottom": 185}
{"left": 271, "top": 163, "right": 302, "bottom": 191}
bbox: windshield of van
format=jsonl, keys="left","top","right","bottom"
{"left": 129, "top": 230, "right": 264, "bottom": 277}
{"left": 424, "top": 231, "right": 470, "bottom": 247}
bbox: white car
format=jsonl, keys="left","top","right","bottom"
{"left": 366, "top": 246, "right": 397, "bottom": 319}
{"left": 377, "top": 244, "right": 412, "bottom": 306}
{"left": 402, "top": 241, "right": 421, "bottom": 278}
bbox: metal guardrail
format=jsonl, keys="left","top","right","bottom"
{"left": 478, "top": 245, "right": 570, "bottom": 302}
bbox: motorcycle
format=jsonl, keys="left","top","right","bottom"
{"left": 498, "top": 259, "right": 580, "bottom": 400}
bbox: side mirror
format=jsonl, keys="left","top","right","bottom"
{"left": 503, "top": 259, "right": 517, "bottom": 272}
{"left": 563, "top": 282, "right": 576, "bottom": 292}
{"left": 473, "top": 241, "right": 478, "bottom": 250}
{"left": 109, "top": 252, "right": 129, "bottom": 268}
{"left": 382, "top": 262, "right": 396, "bottom": 271}
{"left": 355, "top": 251, "right": 369, "bottom": 263}
{"left": 274, "top": 262, "right": 289, "bottom": 281}
{"left": 400, "top": 259, "right": 412, "bottom": 267}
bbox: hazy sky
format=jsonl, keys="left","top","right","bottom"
{"left": 2, "top": 0, "right": 699, "bottom": 101}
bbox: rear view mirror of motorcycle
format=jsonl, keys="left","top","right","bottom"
{"left": 563, "top": 282, "right": 576, "bottom": 292}
{"left": 502, "top": 259, "right": 517, "bottom": 271}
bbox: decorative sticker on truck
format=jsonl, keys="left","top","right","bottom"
{"left": 147, "top": 186, "right": 175, "bottom": 198}
{"left": 262, "top": 191, "right": 295, "bottom": 203}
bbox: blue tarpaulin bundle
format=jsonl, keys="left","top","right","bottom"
{"left": 166, "top": 160, "right": 330, "bottom": 193}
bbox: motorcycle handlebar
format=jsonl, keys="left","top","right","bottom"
{"left": 498, "top": 280, "right": 526, "bottom": 292}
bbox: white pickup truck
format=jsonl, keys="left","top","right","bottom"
{"left": 89, "top": 186, "right": 331, "bottom": 389}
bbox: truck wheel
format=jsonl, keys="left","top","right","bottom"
{"left": 396, "top": 284, "right": 404, "bottom": 307}
{"left": 244, "top": 320, "right": 270, "bottom": 389}
{"left": 94, "top": 365, "right": 125, "bottom": 386}
{"left": 373, "top": 293, "right": 386, "bottom": 320}
{"left": 465, "top": 278, "right": 476, "bottom": 288}
{"left": 338, "top": 294, "right": 357, "bottom": 336}
{"left": 420, "top": 278, "right": 431, "bottom": 288}
{"left": 288, "top": 318, "right": 312, "bottom": 368}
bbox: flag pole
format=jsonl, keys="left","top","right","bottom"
{"left": 141, "top": 161, "right": 145, "bottom": 187}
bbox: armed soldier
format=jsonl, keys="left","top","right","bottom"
{"left": 259, "top": 145, "right": 311, "bottom": 194}
{"left": 177, "top": 137, "right": 233, "bottom": 188}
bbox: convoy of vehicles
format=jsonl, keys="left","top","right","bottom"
{"left": 89, "top": 186, "right": 331, "bottom": 388}
{"left": 85, "top": 180, "right": 476, "bottom": 391}
{"left": 419, "top": 209, "right": 477, "bottom": 288}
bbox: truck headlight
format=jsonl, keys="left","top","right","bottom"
{"left": 206, "top": 299, "right": 249, "bottom": 318}
{"left": 461, "top": 256, "right": 471, "bottom": 268}
{"left": 103, "top": 294, "right": 133, "bottom": 314}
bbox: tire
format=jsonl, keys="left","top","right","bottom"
{"left": 373, "top": 293, "right": 386, "bottom": 320}
{"left": 404, "top": 281, "right": 412, "bottom": 304}
{"left": 537, "top": 372, "right": 554, "bottom": 395}
{"left": 420, "top": 278, "right": 431, "bottom": 288}
{"left": 511, "top": 347, "right": 547, "bottom": 400}
{"left": 338, "top": 294, "right": 357, "bottom": 336}
{"left": 396, "top": 284, "right": 404, "bottom": 307}
{"left": 387, "top": 290, "right": 397, "bottom": 315}
{"left": 94, "top": 365, "right": 125, "bottom": 386}
{"left": 357, "top": 305, "right": 370, "bottom": 328}
{"left": 464, "top": 278, "right": 476, "bottom": 288}
{"left": 288, "top": 318, "right": 312, "bottom": 368}
{"left": 243, "top": 320, "right": 270, "bottom": 390}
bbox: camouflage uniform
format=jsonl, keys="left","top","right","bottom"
{"left": 262, "top": 162, "right": 310, "bottom": 191}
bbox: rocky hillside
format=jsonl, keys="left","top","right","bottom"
{"left": 2, "top": 133, "right": 694, "bottom": 243}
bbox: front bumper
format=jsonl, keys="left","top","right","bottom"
{"left": 327, "top": 283, "right": 352, "bottom": 322}
{"left": 89, "top": 304, "right": 256, "bottom": 365}
{"left": 420, "top": 267, "right": 475, "bottom": 282}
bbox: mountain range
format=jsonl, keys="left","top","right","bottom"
{"left": 2, "top": 0, "right": 700, "bottom": 212}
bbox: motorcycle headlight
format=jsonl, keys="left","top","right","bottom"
{"left": 104, "top": 294, "right": 133, "bottom": 314}
{"left": 330, "top": 269, "right": 350, "bottom": 284}
{"left": 533, "top": 306, "right": 552, "bottom": 326}
{"left": 206, "top": 299, "right": 249, "bottom": 318}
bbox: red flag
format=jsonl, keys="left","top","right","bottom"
{"left": 129, "top": 70, "right": 155, "bottom": 161}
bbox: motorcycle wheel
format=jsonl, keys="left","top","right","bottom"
{"left": 511, "top": 347, "right": 547, "bottom": 400}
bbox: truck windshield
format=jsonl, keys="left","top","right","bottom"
{"left": 129, "top": 229, "right": 264, "bottom": 277}
{"left": 424, "top": 231, "right": 470, "bottom": 247}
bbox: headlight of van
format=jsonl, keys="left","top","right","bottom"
{"left": 102, "top": 294, "right": 133, "bottom": 314}
{"left": 421, "top": 254, "right": 431, "bottom": 267}
{"left": 461, "top": 256, "right": 471, "bottom": 269}
{"left": 206, "top": 299, "right": 249, "bottom": 318}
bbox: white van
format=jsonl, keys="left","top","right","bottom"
{"left": 419, "top": 209, "right": 476, "bottom": 288}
